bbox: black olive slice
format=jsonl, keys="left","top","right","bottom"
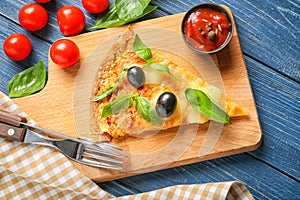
{"left": 127, "top": 66, "right": 145, "bottom": 88}
{"left": 156, "top": 92, "right": 177, "bottom": 118}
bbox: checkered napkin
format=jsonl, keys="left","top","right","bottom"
{"left": 0, "top": 91, "right": 254, "bottom": 200}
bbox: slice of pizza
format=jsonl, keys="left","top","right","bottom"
{"left": 91, "top": 28, "right": 248, "bottom": 139}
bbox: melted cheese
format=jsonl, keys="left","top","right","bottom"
{"left": 93, "top": 51, "right": 247, "bottom": 139}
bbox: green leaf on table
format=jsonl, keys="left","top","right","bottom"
{"left": 133, "top": 34, "right": 152, "bottom": 61}
{"left": 88, "top": 2, "right": 157, "bottom": 30}
{"left": 116, "top": 0, "right": 151, "bottom": 20}
{"left": 137, "top": 5, "right": 158, "bottom": 19}
{"left": 101, "top": 94, "right": 132, "bottom": 118}
{"left": 136, "top": 96, "right": 162, "bottom": 124}
{"left": 87, "top": 3, "right": 126, "bottom": 30}
{"left": 8, "top": 60, "right": 46, "bottom": 98}
{"left": 184, "top": 88, "right": 230, "bottom": 124}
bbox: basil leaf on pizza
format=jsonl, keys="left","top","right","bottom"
{"left": 185, "top": 88, "right": 230, "bottom": 124}
{"left": 133, "top": 34, "right": 152, "bottom": 61}
{"left": 149, "top": 63, "right": 178, "bottom": 80}
{"left": 93, "top": 68, "right": 128, "bottom": 101}
{"left": 101, "top": 94, "right": 132, "bottom": 118}
{"left": 136, "top": 96, "right": 162, "bottom": 124}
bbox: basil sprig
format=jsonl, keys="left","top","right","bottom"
{"left": 88, "top": 1, "right": 157, "bottom": 30}
{"left": 185, "top": 88, "right": 230, "bottom": 124}
{"left": 149, "top": 63, "right": 178, "bottom": 80}
{"left": 133, "top": 35, "right": 177, "bottom": 79}
{"left": 135, "top": 96, "right": 162, "bottom": 124}
{"left": 8, "top": 60, "right": 46, "bottom": 98}
{"left": 101, "top": 94, "right": 132, "bottom": 118}
{"left": 101, "top": 93, "right": 162, "bottom": 124}
{"left": 116, "top": 0, "right": 151, "bottom": 21}
{"left": 93, "top": 68, "right": 128, "bottom": 102}
{"left": 133, "top": 34, "right": 152, "bottom": 61}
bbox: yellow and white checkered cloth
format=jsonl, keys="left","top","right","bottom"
{"left": 0, "top": 91, "right": 254, "bottom": 199}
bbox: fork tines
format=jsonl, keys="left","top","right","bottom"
{"left": 80, "top": 143, "right": 127, "bottom": 170}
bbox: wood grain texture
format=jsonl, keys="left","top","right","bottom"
{"left": 11, "top": 10, "right": 263, "bottom": 182}
{"left": 245, "top": 56, "right": 300, "bottom": 179}
{"left": 98, "top": 154, "right": 300, "bottom": 199}
{"left": 150, "top": 0, "right": 300, "bottom": 181}
{"left": 153, "top": 0, "right": 300, "bottom": 82}
{"left": 0, "top": 0, "right": 299, "bottom": 198}
{"left": 0, "top": 17, "right": 50, "bottom": 95}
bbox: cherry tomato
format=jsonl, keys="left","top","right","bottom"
{"left": 50, "top": 39, "right": 80, "bottom": 68}
{"left": 82, "top": 0, "right": 109, "bottom": 14}
{"left": 3, "top": 33, "right": 32, "bottom": 61}
{"left": 57, "top": 5, "right": 86, "bottom": 36}
{"left": 34, "top": 0, "right": 51, "bottom": 3}
{"left": 18, "top": 4, "right": 48, "bottom": 31}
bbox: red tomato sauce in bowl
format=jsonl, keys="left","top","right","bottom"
{"left": 182, "top": 4, "right": 233, "bottom": 53}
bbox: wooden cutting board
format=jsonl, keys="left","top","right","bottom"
{"left": 13, "top": 8, "right": 262, "bottom": 182}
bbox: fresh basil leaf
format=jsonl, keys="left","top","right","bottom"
{"left": 93, "top": 87, "right": 115, "bottom": 102}
{"left": 116, "top": 0, "right": 151, "bottom": 20}
{"left": 87, "top": 3, "right": 126, "bottom": 30}
{"left": 136, "top": 5, "right": 158, "bottom": 20}
{"left": 88, "top": 3, "right": 157, "bottom": 30}
{"left": 150, "top": 63, "right": 178, "bottom": 80}
{"left": 101, "top": 94, "right": 132, "bottom": 118}
{"left": 148, "top": 108, "right": 163, "bottom": 124}
{"left": 133, "top": 34, "right": 152, "bottom": 61}
{"left": 111, "top": 94, "right": 132, "bottom": 114}
{"left": 8, "top": 60, "right": 46, "bottom": 98}
{"left": 185, "top": 88, "right": 230, "bottom": 124}
{"left": 136, "top": 96, "right": 162, "bottom": 124}
{"left": 101, "top": 102, "right": 113, "bottom": 118}
{"left": 93, "top": 68, "right": 128, "bottom": 102}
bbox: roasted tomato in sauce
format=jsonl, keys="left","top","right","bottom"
{"left": 183, "top": 7, "right": 232, "bottom": 52}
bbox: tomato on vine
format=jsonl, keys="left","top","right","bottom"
{"left": 50, "top": 39, "right": 80, "bottom": 68}
{"left": 18, "top": 4, "right": 48, "bottom": 31}
{"left": 3, "top": 33, "right": 32, "bottom": 61}
{"left": 57, "top": 5, "right": 86, "bottom": 36}
{"left": 82, "top": 0, "right": 109, "bottom": 14}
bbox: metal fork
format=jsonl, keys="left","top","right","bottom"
{"left": 0, "top": 110, "right": 126, "bottom": 170}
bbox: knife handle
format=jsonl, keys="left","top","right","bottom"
{"left": 0, "top": 109, "right": 27, "bottom": 127}
{"left": 0, "top": 122, "right": 27, "bottom": 142}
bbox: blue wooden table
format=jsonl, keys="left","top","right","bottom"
{"left": 0, "top": 0, "right": 299, "bottom": 199}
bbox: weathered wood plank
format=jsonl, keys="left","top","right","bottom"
{"left": 11, "top": 12, "right": 263, "bottom": 182}
{"left": 152, "top": 0, "right": 300, "bottom": 181}
{"left": 151, "top": 0, "right": 300, "bottom": 81}
{"left": 1, "top": 0, "right": 298, "bottom": 80}
{"left": 0, "top": 0, "right": 298, "bottom": 177}
{"left": 0, "top": 0, "right": 299, "bottom": 198}
{"left": 0, "top": 0, "right": 168, "bottom": 42}
{"left": 245, "top": 56, "right": 300, "bottom": 179}
{"left": 0, "top": 17, "right": 50, "bottom": 95}
{"left": 98, "top": 154, "right": 300, "bottom": 199}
